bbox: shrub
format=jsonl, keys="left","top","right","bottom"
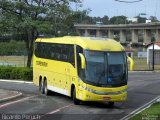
{"left": 0, "top": 66, "right": 32, "bottom": 81}
{"left": 0, "top": 67, "right": 12, "bottom": 79}
{"left": 20, "top": 68, "right": 33, "bottom": 80}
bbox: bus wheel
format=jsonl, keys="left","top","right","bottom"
{"left": 73, "top": 88, "right": 80, "bottom": 105}
{"left": 108, "top": 102, "right": 114, "bottom": 107}
{"left": 39, "top": 80, "right": 44, "bottom": 94}
{"left": 44, "top": 80, "right": 49, "bottom": 96}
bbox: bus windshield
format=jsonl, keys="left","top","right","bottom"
{"left": 85, "top": 50, "right": 127, "bottom": 87}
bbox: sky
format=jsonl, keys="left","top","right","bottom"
{"left": 74, "top": 0, "right": 160, "bottom": 20}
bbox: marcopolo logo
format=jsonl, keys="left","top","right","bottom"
{"left": 36, "top": 61, "right": 48, "bottom": 67}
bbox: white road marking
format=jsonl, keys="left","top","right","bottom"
{"left": 0, "top": 92, "right": 22, "bottom": 102}
{"left": 0, "top": 79, "right": 33, "bottom": 84}
{"left": 47, "top": 103, "right": 73, "bottom": 114}
{"left": 120, "top": 96, "right": 160, "bottom": 120}
{"left": 0, "top": 96, "right": 36, "bottom": 109}
{"left": 37, "top": 103, "right": 74, "bottom": 120}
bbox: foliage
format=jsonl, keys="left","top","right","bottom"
{"left": 0, "top": 66, "right": 32, "bottom": 81}
{"left": 76, "top": 11, "right": 109, "bottom": 24}
{"left": 0, "top": 0, "right": 82, "bottom": 67}
{"left": 102, "top": 15, "right": 109, "bottom": 24}
{"left": 77, "top": 15, "right": 128, "bottom": 25}
{"left": 109, "top": 16, "right": 127, "bottom": 24}
{"left": 136, "top": 16, "right": 147, "bottom": 23}
{"left": 75, "top": 13, "right": 159, "bottom": 25}
{"left": 149, "top": 16, "right": 159, "bottom": 22}
{"left": 0, "top": 40, "right": 26, "bottom": 55}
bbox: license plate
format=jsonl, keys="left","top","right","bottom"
{"left": 103, "top": 96, "right": 111, "bottom": 101}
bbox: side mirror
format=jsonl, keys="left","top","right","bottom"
{"left": 127, "top": 56, "right": 134, "bottom": 71}
{"left": 79, "top": 53, "right": 86, "bottom": 69}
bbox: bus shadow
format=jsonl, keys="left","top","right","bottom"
{"left": 39, "top": 91, "right": 72, "bottom": 102}
{"left": 80, "top": 101, "right": 122, "bottom": 109}
{"left": 39, "top": 92, "right": 123, "bottom": 109}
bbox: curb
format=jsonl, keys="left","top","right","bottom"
{"left": 120, "top": 96, "right": 160, "bottom": 120}
{"left": 0, "top": 91, "right": 23, "bottom": 103}
{"left": 0, "top": 79, "right": 33, "bottom": 84}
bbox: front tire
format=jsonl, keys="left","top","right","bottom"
{"left": 73, "top": 88, "right": 80, "bottom": 105}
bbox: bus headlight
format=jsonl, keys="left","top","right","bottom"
{"left": 81, "top": 86, "right": 95, "bottom": 93}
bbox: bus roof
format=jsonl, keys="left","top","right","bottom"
{"left": 35, "top": 36, "right": 125, "bottom": 51}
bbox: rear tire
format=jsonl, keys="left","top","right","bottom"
{"left": 39, "top": 80, "right": 44, "bottom": 94}
{"left": 73, "top": 88, "right": 80, "bottom": 105}
{"left": 44, "top": 80, "right": 50, "bottom": 96}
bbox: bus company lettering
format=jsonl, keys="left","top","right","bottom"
{"left": 36, "top": 61, "right": 48, "bottom": 67}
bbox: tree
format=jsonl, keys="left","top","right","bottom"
{"left": 136, "top": 16, "right": 147, "bottom": 23}
{"left": 0, "top": 0, "right": 81, "bottom": 67}
{"left": 102, "top": 15, "right": 109, "bottom": 24}
{"left": 149, "top": 16, "right": 159, "bottom": 22}
{"left": 74, "top": 9, "right": 92, "bottom": 24}
{"left": 109, "top": 16, "right": 127, "bottom": 24}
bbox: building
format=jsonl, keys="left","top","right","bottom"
{"left": 74, "top": 23, "right": 160, "bottom": 45}
{"left": 127, "top": 17, "right": 138, "bottom": 23}
{"left": 147, "top": 41, "right": 160, "bottom": 64}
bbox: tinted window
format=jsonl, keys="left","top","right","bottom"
{"left": 34, "top": 42, "right": 75, "bottom": 67}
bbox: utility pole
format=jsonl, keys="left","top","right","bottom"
{"left": 152, "top": 42, "right": 155, "bottom": 71}
{"left": 151, "top": 37, "right": 155, "bottom": 71}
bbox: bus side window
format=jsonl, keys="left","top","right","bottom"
{"left": 42, "top": 43, "right": 49, "bottom": 59}
{"left": 40, "top": 43, "right": 45, "bottom": 58}
{"left": 45, "top": 43, "right": 51, "bottom": 59}
{"left": 34, "top": 42, "right": 39, "bottom": 57}
{"left": 51, "top": 44, "right": 55, "bottom": 59}
{"left": 68, "top": 45, "right": 75, "bottom": 67}
{"left": 54, "top": 44, "right": 59, "bottom": 60}
{"left": 61, "top": 45, "right": 68, "bottom": 62}
{"left": 37, "top": 43, "right": 41, "bottom": 58}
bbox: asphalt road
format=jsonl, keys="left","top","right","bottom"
{"left": 0, "top": 72, "right": 160, "bottom": 120}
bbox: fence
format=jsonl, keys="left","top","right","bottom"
{"left": 0, "top": 49, "right": 160, "bottom": 71}
{"left": 130, "top": 50, "right": 160, "bottom": 71}
{"left": 0, "top": 55, "right": 28, "bottom": 67}
{"left": 0, "top": 40, "right": 28, "bottom": 67}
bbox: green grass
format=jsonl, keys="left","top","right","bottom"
{"left": 133, "top": 57, "right": 160, "bottom": 71}
{"left": 133, "top": 58, "right": 150, "bottom": 70}
{"left": 130, "top": 102, "right": 160, "bottom": 120}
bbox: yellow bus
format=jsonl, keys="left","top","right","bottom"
{"left": 33, "top": 36, "right": 128, "bottom": 106}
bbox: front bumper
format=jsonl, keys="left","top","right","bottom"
{"left": 77, "top": 86, "right": 127, "bottom": 102}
